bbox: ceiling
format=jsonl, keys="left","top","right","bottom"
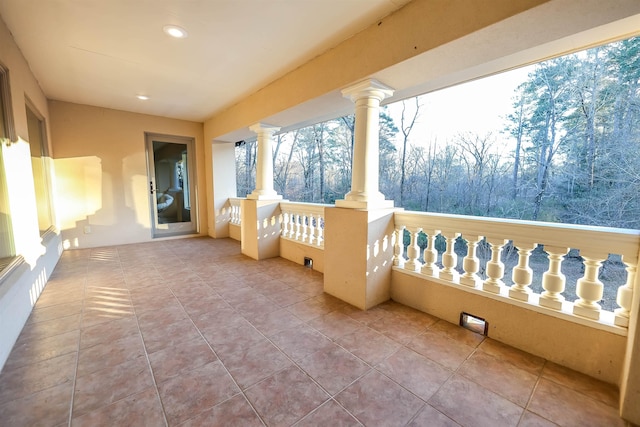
{"left": 0, "top": 0, "right": 410, "bottom": 122}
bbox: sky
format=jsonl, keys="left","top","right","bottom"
{"left": 386, "top": 65, "right": 535, "bottom": 147}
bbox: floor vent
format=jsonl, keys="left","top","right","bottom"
{"left": 460, "top": 312, "right": 488, "bottom": 336}
{"left": 303, "top": 257, "right": 313, "bottom": 269}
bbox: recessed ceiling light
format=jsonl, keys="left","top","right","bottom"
{"left": 163, "top": 25, "right": 188, "bottom": 39}
{"left": 136, "top": 95, "right": 149, "bottom": 100}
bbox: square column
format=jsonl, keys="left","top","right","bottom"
{"left": 336, "top": 79, "right": 394, "bottom": 210}
{"left": 324, "top": 206, "right": 396, "bottom": 310}
{"left": 240, "top": 199, "right": 281, "bottom": 260}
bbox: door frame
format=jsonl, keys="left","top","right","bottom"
{"left": 145, "top": 132, "right": 198, "bottom": 238}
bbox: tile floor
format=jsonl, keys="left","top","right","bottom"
{"left": 0, "top": 237, "right": 627, "bottom": 426}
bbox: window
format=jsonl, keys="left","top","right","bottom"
{"left": 0, "top": 64, "right": 15, "bottom": 263}
{"left": 25, "top": 100, "right": 54, "bottom": 234}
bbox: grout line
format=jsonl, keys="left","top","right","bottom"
{"left": 66, "top": 262, "right": 88, "bottom": 427}
{"left": 121, "top": 250, "right": 170, "bottom": 427}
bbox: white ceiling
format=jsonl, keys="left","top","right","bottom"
{"left": 0, "top": 0, "right": 409, "bottom": 122}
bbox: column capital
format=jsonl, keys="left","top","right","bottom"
{"left": 341, "top": 79, "right": 394, "bottom": 103}
{"left": 249, "top": 123, "right": 281, "bottom": 135}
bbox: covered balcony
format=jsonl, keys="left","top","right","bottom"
{"left": 0, "top": 0, "right": 640, "bottom": 426}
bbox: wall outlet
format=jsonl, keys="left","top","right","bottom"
{"left": 83, "top": 225, "right": 91, "bottom": 234}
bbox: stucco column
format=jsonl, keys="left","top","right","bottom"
{"left": 247, "top": 123, "right": 281, "bottom": 200}
{"left": 336, "top": 79, "right": 394, "bottom": 210}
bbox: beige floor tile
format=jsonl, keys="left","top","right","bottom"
{"left": 0, "top": 237, "right": 629, "bottom": 426}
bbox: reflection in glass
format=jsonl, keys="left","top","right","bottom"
{"left": 153, "top": 141, "right": 191, "bottom": 224}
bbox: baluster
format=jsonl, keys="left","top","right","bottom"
{"left": 421, "top": 230, "right": 440, "bottom": 278}
{"left": 300, "top": 214, "right": 308, "bottom": 242}
{"left": 460, "top": 235, "right": 483, "bottom": 287}
{"left": 615, "top": 258, "right": 637, "bottom": 327}
{"left": 539, "top": 246, "right": 570, "bottom": 310}
{"left": 404, "top": 227, "right": 422, "bottom": 272}
{"left": 393, "top": 226, "right": 406, "bottom": 267}
{"left": 483, "top": 238, "right": 508, "bottom": 294}
{"left": 440, "top": 231, "right": 461, "bottom": 283}
{"left": 509, "top": 241, "right": 538, "bottom": 301}
{"left": 573, "top": 250, "right": 608, "bottom": 320}
{"left": 295, "top": 213, "right": 302, "bottom": 241}
{"left": 316, "top": 215, "right": 324, "bottom": 246}
{"left": 281, "top": 211, "right": 289, "bottom": 237}
{"left": 308, "top": 214, "right": 317, "bottom": 244}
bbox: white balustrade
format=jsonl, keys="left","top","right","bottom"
{"left": 394, "top": 210, "right": 640, "bottom": 328}
{"left": 228, "top": 198, "right": 243, "bottom": 225}
{"left": 279, "top": 202, "right": 330, "bottom": 247}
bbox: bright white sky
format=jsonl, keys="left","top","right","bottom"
{"left": 386, "top": 65, "right": 535, "bottom": 147}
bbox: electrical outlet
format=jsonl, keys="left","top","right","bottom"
{"left": 83, "top": 225, "right": 91, "bottom": 234}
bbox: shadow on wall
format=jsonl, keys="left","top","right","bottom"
{"left": 55, "top": 155, "right": 151, "bottom": 248}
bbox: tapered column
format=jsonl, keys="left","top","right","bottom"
{"left": 247, "top": 123, "right": 281, "bottom": 200}
{"left": 336, "top": 79, "right": 394, "bottom": 210}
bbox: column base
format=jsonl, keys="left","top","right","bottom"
{"left": 246, "top": 193, "right": 283, "bottom": 201}
{"left": 335, "top": 199, "right": 394, "bottom": 210}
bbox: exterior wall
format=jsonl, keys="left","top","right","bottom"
{"left": 280, "top": 239, "right": 324, "bottom": 273}
{"left": 0, "top": 15, "right": 63, "bottom": 371}
{"left": 48, "top": 101, "right": 206, "bottom": 248}
{"left": 391, "top": 270, "right": 626, "bottom": 385}
{"left": 206, "top": 141, "right": 236, "bottom": 239}
{"left": 0, "top": 232, "right": 61, "bottom": 370}
{"left": 229, "top": 223, "right": 241, "bottom": 241}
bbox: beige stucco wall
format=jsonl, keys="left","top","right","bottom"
{"left": 280, "top": 239, "right": 325, "bottom": 273}
{"left": 391, "top": 270, "right": 627, "bottom": 385}
{"left": 0, "top": 15, "right": 55, "bottom": 261}
{"left": 0, "top": 15, "right": 63, "bottom": 371}
{"left": 49, "top": 101, "right": 205, "bottom": 248}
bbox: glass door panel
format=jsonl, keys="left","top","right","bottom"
{"left": 146, "top": 133, "right": 197, "bottom": 237}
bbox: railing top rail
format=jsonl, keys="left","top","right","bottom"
{"left": 228, "top": 197, "right": 245, "bottom": 204}
{"left": 395, "top": 211, "right": 640, "bottom": 261}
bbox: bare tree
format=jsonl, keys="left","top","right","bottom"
{"left": 398, "top": 98, "right": 421, "bottom": 206}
